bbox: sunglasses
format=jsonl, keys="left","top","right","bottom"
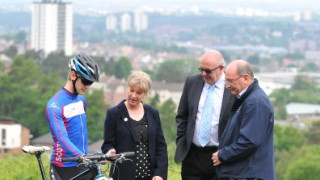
{"left": 77, "top": 75, "right": 93, "bottom": 86}
{"left": 198, "top": 63, "right": 222, "bottom": 74}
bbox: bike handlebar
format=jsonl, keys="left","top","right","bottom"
{"left": 61, "top": 152, "right": 135, "bottom": 162}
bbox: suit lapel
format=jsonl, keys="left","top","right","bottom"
{"left": 192, "top": 76, "right": 205, "bottom": 120}
{"left": 144, "top": 105, "right": 154, "bottom": 141}
{"left": 117, "top": 101, "right": 137, "bottom": 142}
{"left": 220, "top": 88, "right": 232, "bottom": 120}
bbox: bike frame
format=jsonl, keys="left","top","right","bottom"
{"left": 22, "top": 145, "right": 133, "bottom": 180}
{"left": 68, "top": 161, "right": 107, "bottom": 180}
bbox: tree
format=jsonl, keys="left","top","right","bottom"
{"left": 247, "top": 54, "right": 260, "bottom": 65}
{"left": 300, "top": 62, "right": 319, "bottom": 72}
{"left": 142, "top": 68, "right": 156, "bottom": 81}
{"left": 289, "top": 76, "right": 320, "bottom": 103}
{"left": 147, "top": 96, "right": 177, "bottom": 144}
{"left": 0, "top": 73, "right": 12, "bottom": 115}
{"left": 284, "top": 146, "right": 320, "bottom": 180}
{"left": 41, "top": 51, "right": 69, "bottom": 78}
{"left": 1, "top": 56, "right": 41, "bottom": 116}
{"left": 0, "top": 61, "right": 5, "bottom": 72}
{"left": 92, "top": 55, "right": 107, "bottom": 73}
{"left": 3, "top": 45, "right": 18, "bottom": 59}
{"left": 35, "top": 73, "right": 64, "bottom": 136}
{"left": 275, "top": 105, "right": 287, "bottom": 120}
{"left": 220, "top": 50, "right": 231, "bottom": 63}
{"left": 270, "top": 88, "right": 290, "bottom": 119}
{"left": 114, "top": 56, "right": 132, "bottom": 79}
{"left": 284, "top": 52, "right": 305, "bottom": 60}
{"left": 274, "top": 125, "right": 305, "bottom": 152}
{"left": 85, "top": 89, "right": 109, "bottom": 143}
{"left": 157, "top": 98, "right": 177, "bottom": 143}
{"left": 291, "top": 75, "right": 315, "bottom": 91}
{"left": 104, "top": 57, "right": 117, "bottom": 76}
{"left": 14, "top": 31, "right": 27, "bottom": 43}
{"left": 2, "top": 31, "right": 27, "bottom": 43}
{"left": 305, "top": 121, "right": 320, "bottom": 144}
{"left": 22, "top": 50, "right": 44, "bottom": 64}
{"left": 0, "top": 56, "right": 51, "bottom": 136}
{"left": 270, "top": 88, "right": 290, "bottom": 107}
{"left": 148, "top": 93, "right": 160, "bottom": 108}
{"left": 155, "top": 58, "right": 198, "bottom": 83}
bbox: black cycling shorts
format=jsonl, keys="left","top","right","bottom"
{"left": 50, "top": 164, "right": 97, "bottom": 180}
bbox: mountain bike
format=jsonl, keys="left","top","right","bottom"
{"left": 22, "top": 145, "right": 134, "bottom": 180}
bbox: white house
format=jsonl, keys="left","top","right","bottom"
{"left": 0, "top": 118, "right": 30, "bottom": 157}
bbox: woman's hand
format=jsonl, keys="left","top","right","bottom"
{"left": 106, "top": 149, "right": 116, "bottom": 160}
{"left": 152, "top": 176, "right": 163, "bottom": 180}
{"left": 106, "top": 148, "right": 116, "bottom": 156}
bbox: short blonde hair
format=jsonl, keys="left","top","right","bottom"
{"left": 127, "top": 71, "right": 152, "bottom": 95}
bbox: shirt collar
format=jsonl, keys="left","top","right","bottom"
{"left": 204, "top": 73, "right": 225, "bottom": 89}
{"left": 237, "top": 87, "right": 248, "bottom": 99}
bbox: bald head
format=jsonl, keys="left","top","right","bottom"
{"left": 200, "top": 50, "right": 224, "bottom": 66}
{"left": 226, "top": 60, "right": 254, "bottom": 79}
{"left": 225, "top": 60, "right": 254, "bottom": 95}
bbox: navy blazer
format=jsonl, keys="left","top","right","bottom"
{"left": 217, "top": 80, "right": 276, "bottom": 180}
{"left": 174, "top": 74, "right": 235, "bottom": 163}
{"left": 101, "top": 100, "right": 168, "bottom": 180}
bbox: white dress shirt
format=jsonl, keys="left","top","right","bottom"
{"left": 193, "top": 74, "right": 225, "bottom": 147}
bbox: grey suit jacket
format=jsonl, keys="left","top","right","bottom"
{"left": 174, "top": 74, "right": 235, "bottom": 163}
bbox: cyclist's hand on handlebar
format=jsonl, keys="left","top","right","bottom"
{"left": 78, "top": 154, "right": 91, "bottom": 166}
{"left": 152, "top": 176, "right": 163, "bottom": 180}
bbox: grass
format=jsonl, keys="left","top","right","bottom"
{"left": 0, "top": 143, "right": 181, "bottom": 180}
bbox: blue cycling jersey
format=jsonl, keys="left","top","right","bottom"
{"left": 46, "top": 87, "right": 88, "bottom": 167}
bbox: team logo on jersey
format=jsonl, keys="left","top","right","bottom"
{"left": 48, "top": 102, "right": 60, "bottom": 110}
{"left": 63, "top": 101, "right": 85, "bottom": 118}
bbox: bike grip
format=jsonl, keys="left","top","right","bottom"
{"left": 121, "top": 152, "right": 135, "bottom": 157}
{"left": 61, "top": 156, "right": 80, "bottom": 162}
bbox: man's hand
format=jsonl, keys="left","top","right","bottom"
{"left": 212, "top": 151, "right": 221, "bottom": 166}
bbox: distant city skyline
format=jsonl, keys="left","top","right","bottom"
{"left": 1, "top": 0, "right": 319, "bottom": 12}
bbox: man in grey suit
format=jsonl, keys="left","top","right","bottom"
{"left": 175, "top": 50, "right": 235, "bottom": 180}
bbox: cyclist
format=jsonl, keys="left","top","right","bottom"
{"left": 45, "top": 52, "right": 100, "bottom": 180}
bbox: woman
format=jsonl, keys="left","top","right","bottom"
{"left": 101, "top": 71, "right": 168, "bottom": 180}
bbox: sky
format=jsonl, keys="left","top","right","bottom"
{"left": 1, "top": 0, "right": 319, "bottom": 12}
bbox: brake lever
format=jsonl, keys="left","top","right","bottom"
{"left": 77, "top": 156, "right": 91, "bottom": 167}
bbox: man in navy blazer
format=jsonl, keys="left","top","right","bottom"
{"left": 212, "top": 60, "right": 276, "bottom": 180}
{"left": 175, "top": 50, "right": 235, "bottom": 180}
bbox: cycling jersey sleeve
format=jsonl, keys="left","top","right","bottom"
{"left": 46, "top": 102, "right": 85, "bottom": 157}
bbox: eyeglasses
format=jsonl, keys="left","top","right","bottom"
{"left": 198, "top": 64, "right": 222, "bottom": 74}
{"left": 225, "top": 75, "right": 243, "bottom": 84}
{"left": 77, "top": 75, "right": 93, "bottom": 86}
